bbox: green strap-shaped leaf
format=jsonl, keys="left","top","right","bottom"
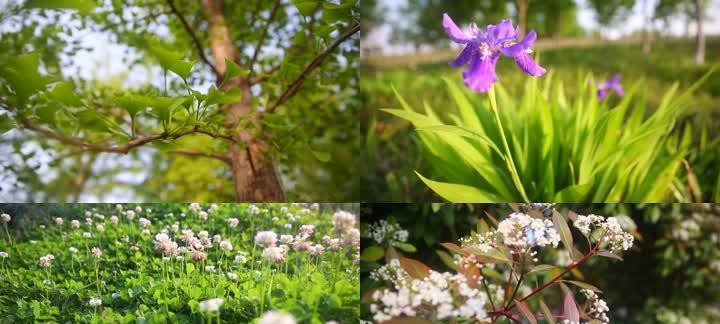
{"left": 416, "top": 171, "right": 499, "bottom": 202}
{"left": 562, "top": 280, "right": 601, "bottom": 292}
{"left": 552, "top": 212, "right": 575, "bottom": 259}
{"left": 25, "top": 0, "right": 96, "bottom": 14}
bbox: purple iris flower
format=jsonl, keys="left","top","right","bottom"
{"left": 443, "top": 13, "right": 546, "bottom": 93}
{"left": 597, "top": 75, "right": 624, "bottom": 101}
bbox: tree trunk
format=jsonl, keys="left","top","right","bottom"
{"left": 202, "top": 0, "right": 285, "bottom": 201}
{"left": 694, "top": 0, "right": 705, "bottom": 65}
{"left": 515, "top": 0, "right": 528, "bottom": 37}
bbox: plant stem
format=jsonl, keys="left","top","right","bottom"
{"left": 488, "top": 86, "right": 530, "bottom": 202}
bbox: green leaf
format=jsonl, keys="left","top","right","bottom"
{"left": 206, "top": 87, "right": 242, "bottom": 106}
{"left": 360, "top": 246, "right": 384, "bottom": 262}
{"left": 0, "top": 114, "right": 15, "bottom": 135}
{"left": 435, "top": 250, "right": 457, "bottom": 270}
{"left": 562, "top": 280, "right": 601, "bottom": 292}
{"left": 292, "top": 0, "right": 318, "bottom": 16}
{"left": 47, "top": 82, "right": 82, "bottom": 106}
{"left": 310, "top": 149, "right": 331, "bottom": 162}
{"left": 186, "top": 263, "right": 195, "bottom": 275}
{"left": 416, "top": 171, "right": 499, "bottom": 202}
{"left": 224, "top": 58, "right": 249, "bottom": 81}
{"left": 0, "top": 53, "right": 50, "bottom": 106}
{"left": 392, "top": 242, "right": 416, "bottom": 253}
{"left": 76, "top": 110, "right": 109, "bottom": 133}
{"left": 552, "top": 213, "right": 574, "bottom": 258}
{"left": 464, "top": 247, "right": 513, "bottom": 264}
{"left": 148, "top": 43, "right": 195, "bottom": 80}
{"left": 539, "top": 298, "right": 556, "bottom": 324}
{"left": 25, "top": 0, "right": 96, "bottom": 14}
{"left": 114, "top": 94, "right": 153, "bottom": 118}
{"left": 151, "top": 96, "right": 188, "bottom": 122}
{"left": 528, "top": 264, "right": 558, "bottom": 274}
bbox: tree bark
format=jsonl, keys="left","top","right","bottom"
{"left": 694, "top": 0, "right": 705, "bottom": 65}
{"left": 202, "top": 0, "right": 285, "bottom": 201}
{"left": 515, "top": 0, "right": 528, "bottom": 37}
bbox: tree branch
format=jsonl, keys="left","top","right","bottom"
{"left": 249, "top": 64, "right": 281, "bottom": 84}
{"left": 249, "top": 0, "right": 281, "bottom": 72}
{"left": 168, "top": 148, "right": 231, "bottom": 164}
{"left": 264, "top": 21, "right": 360, "bottom": 114}
{"left": 21, "top": 121, "right": 236, "bottom": 154}
{"left": 165, "top": 0, "right": 221, "bottom": 79}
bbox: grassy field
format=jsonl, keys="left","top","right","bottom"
{"left": 361, "top": 37, "right": 720, "bottom": 201}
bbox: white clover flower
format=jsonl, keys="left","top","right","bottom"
{"left": 85, "top": 217, "right": 93, "bottom": 225}
{"left": 226, "top": 272, "right": 238, "bottom": 280}
{"left": 116, "top": 204, "right": 123, "bottom": 211}
{"left": 176, "top": 256, "right": 185, "bottom": 262}
{"left": 219, "top": 240, "right": 233, "bottom": 251}
{"left": 235, "top": 253, "right": 248, "bottom": 264}
{"left": 258, "top": 310, "right": 297, "bottom": 324}
{"left": 198, "top": 231, "right": 209, "bottom": 239}
{"left": 1, "top": 213, "right": 11, "bottom": 223}
{"left": 96, "top": 224, "right": 105, "bottom": 232}
{"left": 154, "top": 233, "right": 178, "bottom": 255}
{"left": 171, "top": 222, "right": 179, "bottom": 232}
{"left": 272, "top": 216, "right": 279, "bottom": 222}
{"left": 369, "top": 220, "right": 408, "bottom": 244}
{"left": 88, "top": 297, "right": 102, "bottom": 307}
{"left": 69, "top": 247, "right": 78, "bottom": 254}
{"left": 199, "top": 211, "right": 208, "bottom": 221}
{"left": 38, "top": 254, "right": 53, "bottom": 267}
{"left": 110, "top": 215, "right": 119, "bottom": 224}
{"left": 248, "top": 205, "right": 260, "bottom": 215}
{"left": 85, "top": 211, "right": 92, "bottom": 218}
{"left": 71, "top": 220, "right": 80, "bottom": 229}
{"left": 198, "top": 298, "right": 223, "bottom": 312}
{"left": 309, "top": 244, "right": 325, "bottom": 256}
{"left": 189, "top": 203, "right": 201, "bottom": 212}
{"left": 54, "top": 218, "right": 63, "bottom": 225}
{"left": 125, "top": 210, "right": 135, "bottom": 221}
{"left": 262, "top": 246, "right": 286, "bottom": 263}
{"left": 92, "top": 247, "right": 102, "bottom": 258}
{"left": 83, "top": 232, "right": 92, "bottom": 238}
{"left": 213, "top": 234, "right": 223, "bottom": 243}
{"left": 279, "top": 234, "right": 294, "bottom": 244}
{"left": 205, "top": 265, "right": 215, "bottom": 272}
{"left": 284, "top": 223, "right": 292, "bottom": 229}
{"left": 332, "top": 210, "right": 356, "bottom": 234}
{"left": 191, "top": 249, "right": 207, "bottom": 261}
{"left": 130, "top": 245, "right": 140, "bottom": 252}
{"left": 0, "top": 251, "right": 8, "bottom": 258}
{"left": 121, "top": 235, "right": 130, "bottom": 243}
{"left": 227, "top": 218, "right": 239, "bottom": 228}
{"left": 139, "top": 218, "right": 151, "bottom": 228}
{"left": 135, "top": 206, "right": 142, "bottom": 213}
{"left": 111, "top": 292, "right": 120, "bottom": 299}
{"left": 255, "top": 231, "right": 278, "bottom": 247}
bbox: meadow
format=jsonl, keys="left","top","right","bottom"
{"left": 361, "top": 37, "right": 720, "bottom": 202}
{"left": 0, "top": 203, "right": 360, "bottom": 323}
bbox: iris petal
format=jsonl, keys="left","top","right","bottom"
{"left": 500, "top": 30, "right": 537, "bottom": 57}
{"left": 443, "top": 13, "right": 470, "bottom": 44}
{"left": 463, "top": 54, "right": 499, "bottom": 93}
{"left": 513, "top": 51, "right": 546, "bottom": 76}
{"left": 491, "top": 19, "right": 519, "bottom": 44}
{"left": 450, "top": 45, "right": 475, "bottom": 67}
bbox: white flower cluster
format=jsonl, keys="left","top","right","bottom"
{"left": 573, "top": 214, "right": 634, "bottom": 251}
{"left": 88, "top": 297, "right": 102, "bottom": 307}
{"left": 227, "top": 218, "right": 239, "bottom": 228}
{"left": 92, "top": 247, "right": 103, "bottom": 258}
{"left": 332, "top": 211, "right": 356, "bottom": 234}
{"left": 258, "top": 310, "right": 297, "bottom": 324}
{"left": 0, "top": 251, "right": 8, "bottom": 258}
{"left": 198, "top": 298, "right": 224, "bottom": 312}
{"left": 497, "top": 212, "right": 560, "bottom": 248}
{"left": 368, "top": 220, "right": 408, "bottom": 244}
{"left": 38, "top": 254, "right": 54, "bottom": 267}
{"left": 369, "top": 259, "right": 408, "bottom": 283}
{"left": 1, "top": 213, "right": 11, "bottom": 223}
{"left": 154, "top": 233, "right": 179, "bottom": 255}
{"left": 582, "top": 289, "right": 610, "bottom": 323}
{"left": 370, "top": 267, "right": 488, "bottom": 323}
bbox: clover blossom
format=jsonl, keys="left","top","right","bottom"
{"left": 71, "top": 220, "right": 80, "bottom": 228}
{"left": 255, "top": 231, "right": 278, "bottom": 247}
{"left": 332, "top": 210, "right": 356, "bottom": 234}
{"left": 443, "top": 14, "right": 545, "bottom": 93}
{"left": 227, "top": 218, "right": 239, "bottom": 228}
{"left": 219, "top": 240, "right": 233, "bottom": 251}
{"left": 0, "top": 251, "right": 8, "bottom": 258}
{"left": 38, "top": 254, "right": 54, "bottom": 267}
{"left": 91, "top": 247, "right": 102, "bottom": 258}
{"left": 88, "top": 297, "right": 102, "bottom": 307}
{"left": 198, "top": 298, "right": 223, "bottom": 312}
{"left": 262, "top": 246, "right": 286, "bottom": 263}
{"left": 258, "top": 310, "right": 297, "bottom": 324}
{"left": 1, "top": 213, "right": 11, "bottom": 223}
{"left": 597, "top": 75, "right": 624, "bottom": 101}
{"left": 54, "top": 218, "right": 63, "bottom": 225}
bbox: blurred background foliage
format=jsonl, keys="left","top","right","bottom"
{"left": 360, "top": 203, "right": 720, "bottom": 323}
{"left": 360, "top": 0, "right": 720, "bottom": 202}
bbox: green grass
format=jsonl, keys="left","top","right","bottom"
{"left": 0, "top": 203, "right": 360, "bottom": 323}
{"left": 361, "top": 38, "right": 720, "bottom": 202}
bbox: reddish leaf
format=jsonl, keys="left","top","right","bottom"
{"left": 440, "top": 242, "right": 466, "bottom": 255}
{"left": 596, "top": 250, "right": 624, "bottom": 261}
{"left": 563, "top": 291, "right": 580, "bottom": 322}
{"left": 385, "top": 245, "right": 400, "bottom": 264}
{"left": 568, "top": 209, "right": 578, "bottom": 221}
{"left": 515, "top": 300, "right": 538, "bottom": 324}
{"left": 552, "top": 213, "right": 574, "bottom": 259}
{"left": 483, "top": 210, "right": 499, "bottom": 225}
{"left": 399, "top": 257, "right": 431, "bottom": 279}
